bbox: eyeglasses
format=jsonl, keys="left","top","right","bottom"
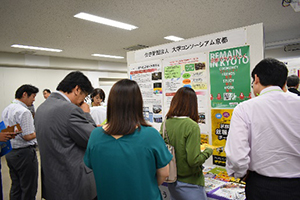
{"left": 251, "top": 80, "right": 254, "bottom": 88}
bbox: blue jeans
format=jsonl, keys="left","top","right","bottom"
{"left": 168, "top": 181, "right": 207, "bottom": 200}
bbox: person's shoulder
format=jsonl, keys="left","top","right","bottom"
{"left": 171, "top": 117, "right": 198, "bottom": 126}
{"left": 91, "top": 126, "right": 105, "bottom": 136}
{"left": 139, "top": 126, "right": 162, "bottom": 138}
{"left": 140, "top": 125, "right": 157, "bottom": 133}
{"left": 234, "top": 96, "right": 259, "bottom": 109}
{"left": 2, "top": 103, "right": 25, "bottom": 116}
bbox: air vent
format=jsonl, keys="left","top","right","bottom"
{"left": 123, "top": 44, "right": 149, "bottom": 51}
{"left": 18, "top": 50, "right": 36, "bottom": 55}
{"left": 284, "top": 43, "right": 300, "bottom": 52}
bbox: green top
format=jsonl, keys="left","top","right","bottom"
{"left": 84, "top": 125, "right": 173, "bottom": 200}
{"left": 160, "top": 117, "right": 213, "bottom": 186}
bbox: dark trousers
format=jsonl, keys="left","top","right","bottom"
{"left": 0, "top": 164, "right": 3, "bottom": 200}
{"left": 5, "top": 146, "right": 38, "bottom": 200}
{"left": 246, "top": 171, "right": 300, "bottom": 200}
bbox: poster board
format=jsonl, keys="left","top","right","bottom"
{"left": 127, "top": 23, "right": 264, "bottom": 166}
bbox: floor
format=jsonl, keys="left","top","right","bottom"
{"left": 1, "top": 149, "right": 43, "bottom": 200}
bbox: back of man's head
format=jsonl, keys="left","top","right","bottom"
{"left": 287, "top": 75, "right": 299, "bottom": 88}
{"left": 15, "top": 84, "right": 39, "bottom": 99}
{"left": 56, "top": 71, "right": 94, "bottom": 94}
{"left": 251, "top": 58, "right": 288, "bottom": 88}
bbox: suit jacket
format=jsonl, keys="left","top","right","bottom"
{"left": 35, "top": 92, "right": 97, "bottom": 200}
{"left": 288, "top": 88, "right": 300, "bottom": 96}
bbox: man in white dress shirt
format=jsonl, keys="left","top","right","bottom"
{"left": 2, "top": 84, "right": 39, "bottom": 200}
{"left": 225, "top": 58, "right": 300, "bottom": 200}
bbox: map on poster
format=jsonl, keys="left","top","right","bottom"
{"left": 209, "top": 45, "right": 251, "bottom": 108}
{"left": 129, "top": 61, "right": 163, "bottom": 130}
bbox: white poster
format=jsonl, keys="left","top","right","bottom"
{"left": 129, "top": 60, "right": 163, "bottom": 130}
{"left": 162, "top": 53, "right": 210, "bottom": 134}
{"left": 162, "top": 53, "right": 207, "bottom": 110}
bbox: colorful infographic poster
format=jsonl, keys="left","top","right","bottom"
{"left": 211, "top": 109, "right": 233, "bottom": 166}
{"left": 129, "top": 61, "right": 163, "bottom": 130}
{"left": 162, "top": 53, "right": 209, "bottom": 135}
{"left": 162, "top": 53, "right": 208, "bottom": 111}
{"left": 209, "top": 46, "right": 251, "bottom": 108}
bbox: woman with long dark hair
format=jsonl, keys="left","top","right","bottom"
{"left": 161, "top": 87, "right": 213, "bottom": 200}
{"left": 84, "top": 79, "right": 172, "bottom": 200}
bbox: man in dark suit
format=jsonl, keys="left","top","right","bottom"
{"left": 35, "top": 71, "right": 97, "bottom": 200}
{"left": 287, "top": 75, "right": 300, "bottom": 96}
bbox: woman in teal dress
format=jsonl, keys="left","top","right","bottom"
{"left": 84, "top": 79, "right": 172, "bottom": 200}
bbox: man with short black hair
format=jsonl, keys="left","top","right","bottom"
{"left": 287, "top": 74, "right": 300, "bottom": 96}
{"left": 2, "top": 84, "right": 39, "bottom": 200}
{"left": 35, "top": 71, "right": 97, "bottom": 200}
{"left": 42, "top": 88, "right": 51, "bottom": 99}
{"left": 225, "top": 58, "right": 300, "bottom": 200}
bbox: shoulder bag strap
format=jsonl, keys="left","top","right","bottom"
{"left": 163, "top": 118, "right": 171, "bottom": 144}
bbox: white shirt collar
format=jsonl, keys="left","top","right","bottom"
{"left": 173, "top": 116, "right": 189, "bottom": 118}
{"left": 259, "top": 86, "right": 283, "bottom": 95}
{"left": 53, "top": 91, "right": 71, "bottom": 103}
{"left": 12, "top": 99, "right": 28, "bottom": 108}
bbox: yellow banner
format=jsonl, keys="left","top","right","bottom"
{"left": 211, "top": 109, "right": 233, "bottom": 166}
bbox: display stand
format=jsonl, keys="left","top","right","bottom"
{"left": 127, "top": 23, "right": 263, "bottom": 200}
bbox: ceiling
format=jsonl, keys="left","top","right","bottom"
{"left": 0, "top": 0, "right": 300, "bottom": 63}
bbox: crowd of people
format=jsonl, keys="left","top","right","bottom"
{"left": 0, "top": 58, "right": 299, "bottom": 200}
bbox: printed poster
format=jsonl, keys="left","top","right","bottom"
{"left": 211, "top": 109, "right": 233, "bottom": 166}
{"left": 209, "top": 46, "right": 251, "bottom": 108}
{"left": 129, "top": 60, "right": 163, "bottom": 130}
{"left": 162, "top": 53, "right": 208, "bottom": 111}
{"left": 162, "top": 53, "right": 210, "bottom": 134}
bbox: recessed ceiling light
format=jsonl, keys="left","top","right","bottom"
{"left": 92, "top": 54, "right": 124, "bottom": 59}
{"left": 11, "top": 44, "right": 62, "bottom": 52}
{"left": 164, "top": 35, "right": 184, "bottom": 42}
{"left": 74, "top": 12, "right": 138, "bottom": 31}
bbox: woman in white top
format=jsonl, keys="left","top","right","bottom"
{"left": 90, "top": 88, "right": 107, "bottom": 125}
{"left": 90, "top": 88, "right": 105, "bottom": 107}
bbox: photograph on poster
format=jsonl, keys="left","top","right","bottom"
{"left": 153, "top": 105, "right": 162, "bottom": 114}
{"left": 195, "top": 62, "right": 206, "bottom": 70}
{"left": 153, "top": 115, "right": 162, "bottom": 123}
{"left": 199, "top": 112, "right": 206, "bottom": 124}
{"left": 152, "top": 72, "right": 162, "bottom": 80}
{"left": 153, "top": 82, "right": 162, "bottom": 94}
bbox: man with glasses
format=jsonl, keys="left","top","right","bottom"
{"left": 225, "top": 58, "right": 300, "bottom": 200}
{"left": 35, "top": 71, "right": 97, "bottom": 200}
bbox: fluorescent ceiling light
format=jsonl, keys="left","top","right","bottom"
{"left": 11, "top": 44, "right": 62, "bottom": 52}
{"left": 164, "top": 35, "right": 184, "bottom": 42}
{"left": 92, "top": 54, "right": 124, "bottom": 59}
{"left": 74, "top": 12, "right": 138, "bottom": 31}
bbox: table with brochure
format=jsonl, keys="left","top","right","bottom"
{"left": 160, "top": 166, "right": 246, "bottom": 200}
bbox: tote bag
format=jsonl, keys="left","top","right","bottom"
{"left": 162, "top": 120, "right": 177, "bottom": 183}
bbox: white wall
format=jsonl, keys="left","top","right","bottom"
{"left": 0, "top": 52, "right": 127, "bottom": 121}
{"left": 265, "top": 47, "right": 300, "bottom": 75}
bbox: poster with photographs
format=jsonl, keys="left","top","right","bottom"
{"left": 129, "top": 60, "right": 163, "bottom": 130}
{"left": 162, "top": 53, "right": 209, "bottom": 134}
